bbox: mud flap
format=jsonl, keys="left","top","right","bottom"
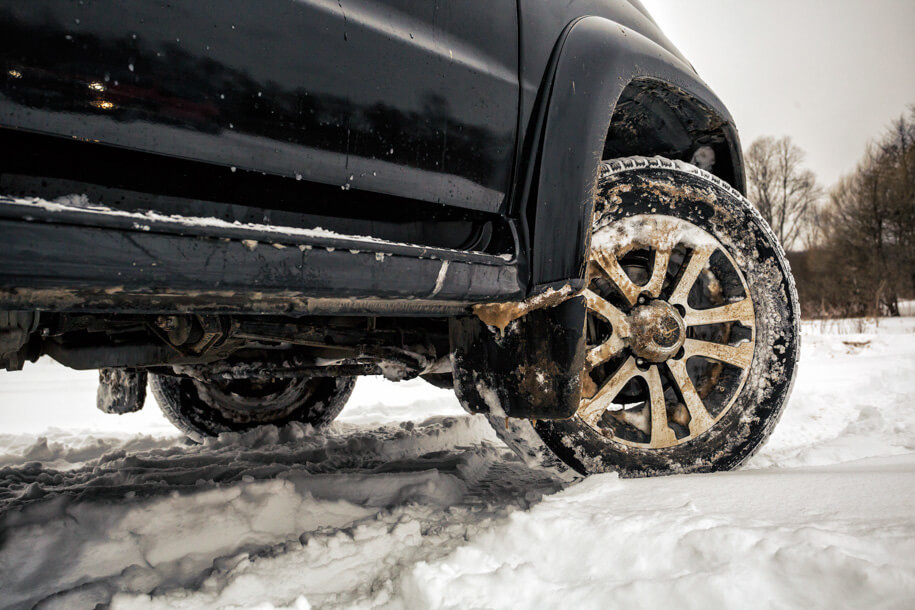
{"left": 97, "top": 368, "right": 148, "bottom": 414}
{"left": 450, "top": 296, "right": 586, "bottom": 419}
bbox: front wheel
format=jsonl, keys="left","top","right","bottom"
{"left": 149, "top": 373, "right": 356, "bottom": 442}
{"left": 477, "top": 157, "right": 800, "bottom": 477}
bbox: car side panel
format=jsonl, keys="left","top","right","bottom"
{"left": 0, "top": 0, "right": 519, "bottom": 213}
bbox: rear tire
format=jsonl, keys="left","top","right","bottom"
{"left": 150, "top": 373, "right": 355, "bottom": 442}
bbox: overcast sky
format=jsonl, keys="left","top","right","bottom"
{"left": 641, "top": 0, "right": 915, "bottom": 188}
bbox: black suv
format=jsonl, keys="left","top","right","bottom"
{"left": 0, "top": 1, "right": 799, "bottom": 478}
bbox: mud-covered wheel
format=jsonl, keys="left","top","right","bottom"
{"left": 149, "top": 373, "right": 356, "bottom": 441}
{"left": 487, "top": 156, "right": 799, "bottom": 478}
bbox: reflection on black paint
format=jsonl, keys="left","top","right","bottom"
{"left": 0, "top": 7, "right": 512, "bottom": 193}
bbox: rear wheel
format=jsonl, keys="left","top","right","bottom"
{"left": 478, "top": 157, "right": 799, "bottom": 477}
{"left": 149, "top": 373, "right": 355, "bottom": 441}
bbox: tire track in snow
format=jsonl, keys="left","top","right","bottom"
{"left": 0, "top": 415, "right": 563, "bottom": 609}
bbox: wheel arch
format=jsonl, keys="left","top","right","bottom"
{"left": 524, "top": 16, "right": 745, "bottom": 292}
{"left": 603, "top": 78, "right": 744, "bottom": 195}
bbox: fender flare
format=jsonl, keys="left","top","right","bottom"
{"left": 526, "top": 16, "right": 744, "bottom": 291}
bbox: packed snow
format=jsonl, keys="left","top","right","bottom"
{"left": 0, "top": 195, "right": 501, "bottom": 259}
{"left": 1, "top": 318, "right": 914, "bottom": 609}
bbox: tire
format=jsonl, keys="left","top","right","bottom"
{"left": 482, "top": 156, "right": 800, "bottom": 478}
{"left": 149, "top": 373, "right": 356, "bottom": 442}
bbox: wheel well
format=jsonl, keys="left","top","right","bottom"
{"left": 602, "top": 78, "right": 744, "bottom": 193}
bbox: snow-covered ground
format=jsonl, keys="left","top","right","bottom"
{"left": 1, "top": 319, "right": 914, "bottom": 609}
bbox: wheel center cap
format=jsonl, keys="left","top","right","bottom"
{"left": 628, "top": 300, "right": 686, "bottom": 362}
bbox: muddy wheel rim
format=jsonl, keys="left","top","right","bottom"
{"left": 578, "top": 215, "right": 756, "bottom": 449}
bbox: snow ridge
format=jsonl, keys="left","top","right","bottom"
{"left": 0, "top": 415, "right": 562, "bottom": 609}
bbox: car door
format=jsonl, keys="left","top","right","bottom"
{"left": 0, "top": 0, "right": 519, "bottom": 214}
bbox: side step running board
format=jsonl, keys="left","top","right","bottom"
{"left": 0, "top": 196, "right": 524, "bottom": 316}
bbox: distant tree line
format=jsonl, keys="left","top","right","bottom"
{"left": 745, "top": 106, "right": 915, "bottom": 318}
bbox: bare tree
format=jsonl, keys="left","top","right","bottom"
{"left": 745, "top": 136, "right": 822, "bottom": 249}
{"left": 807, "top": 106, "right": 915, "bottom": 317}
{"left": 785, "top": 106, "right": 915, "bottom": 319}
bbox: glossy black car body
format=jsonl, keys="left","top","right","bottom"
{"left": 0, "top": 1, "right": 746, "bottom": 421}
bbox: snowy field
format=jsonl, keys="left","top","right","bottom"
{"left": 1, "top": 319, "right": 914, "bottom": 609}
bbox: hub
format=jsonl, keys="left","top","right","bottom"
{"left": 628, "top": 300, "right": 686, "bottom": 363}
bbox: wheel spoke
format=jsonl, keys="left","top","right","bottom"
{"left": 583, "top": 289, "right": 630, "bottom": 335}
{"left": 645, "top": 366, "right": 677, "bottom": 448}
{"left": 666, "top": 359, "right": 715, "bottom": 436}
{"left": 591, "top": 248, "right": 641, "bottom": 306}
{"left": 578, "top": 356, "right": 640, "bottom": 427}
{"left": 684, "top": 297, "right": 755, "bottom": 328}
{"left": 683, "top": 338, "right": 754, "bottom": 369}
{"left": 669, "top": 245, "right": 715, "bottom": 306}
{"left": 586, "top": 334, "right": 626, "bottom": 368}
{"left": 643, "top": 249, "right": 671, "bottom": 299}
